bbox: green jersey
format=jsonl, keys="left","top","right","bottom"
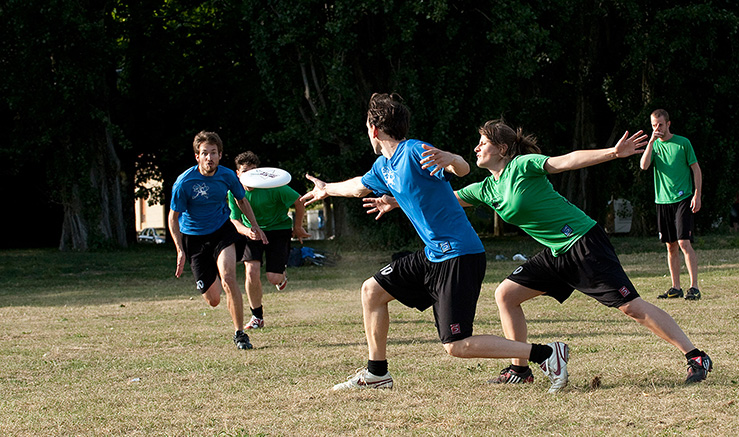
{"left": 650, "top": 134, "right": 697, "bottom": 204}
{"left": 227, "top": 185, "right": 300, "bottom": 231}
{"left": 457, "top": 154, "right": 596, "bottom": 257}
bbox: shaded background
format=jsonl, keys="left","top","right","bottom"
{"left": 2, "top": 0, "right": 737, "bottom": 250}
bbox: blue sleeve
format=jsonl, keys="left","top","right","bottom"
{"left": 228, "top": 171, "right": 246, "bottom": 200}
{"left": 170, "top": 177, "right": 188, "bottom": 212}
{"left": 360, "top": 160, "right": 391, "bottom": 196}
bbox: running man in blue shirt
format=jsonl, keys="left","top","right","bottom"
{"left": 169, "top": 131, "right": 267, "bottom": 350}
{"left": 301, "top": 93, "right": 570, "bottom": 393}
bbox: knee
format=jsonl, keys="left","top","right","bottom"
{"left": 494, "top": 284, "right": 518, "bottom": 308}
{"left": 443, "top": 340, "right": 469, "bottom": 358}
{"left": 361, "top": 279, "right": 386, "bottom": 306}
{"left": 619, "top": 299, "right": 647, "bottom": 320}
{"left": 666, "top": 242, "right": 680, "bottom": 254}
{"left": 677, "top": 240, "right": 694, "bottom": 254}
{"left": 203, "top": 292, "right": 220, "bottom": 307}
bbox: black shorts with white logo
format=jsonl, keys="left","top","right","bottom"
{"left": 373, "top": 250, "right": 486, "bottom": 344}
{"left": 243, "top": 228, "right": 292, "bottom": 274}
{"left": 656, "top": 196, "right": 694, "bottom": 243}
{"left": 506, "top": 225, "right": 639, "bottom": 308}
{"left": 182, "top": 220, "right": 249, "bottom": 293}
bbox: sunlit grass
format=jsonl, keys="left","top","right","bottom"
{"left": 1, "top": 235, "right": 738, "bottom": 435}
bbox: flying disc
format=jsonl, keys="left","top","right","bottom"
{"left": 239, "top": 167, "right": 292, "bottom": 189}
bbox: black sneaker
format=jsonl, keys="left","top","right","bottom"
{"left": 657, "top": 287, "right": 683, "bottom": 299}
{"left": 685, "top": 287, "right": 701, "bottom": 300}
{"left": 685, "top": 353, "right": 712, "bottom": 383}
{"left": 488, "top": 365, "right": 534, "bottom": 384}
{"left": 233, "top": 330, "right": 253, "bottom": 350}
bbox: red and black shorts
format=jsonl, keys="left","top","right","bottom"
{"left": 506, "top": 225, "right": 640, "bottom": 308}
{"left": 373, "top": 251, "right": 486, "bottom": 344}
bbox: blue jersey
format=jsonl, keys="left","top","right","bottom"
{"left": 361, "top": 139, "right": 484, "bottom": 262}
{"left": 170, "top": 165, "right": 246, "bottom": 235}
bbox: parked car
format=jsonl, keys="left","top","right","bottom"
{"left": 137, "top": 227, "right": 167, "bottom": 244}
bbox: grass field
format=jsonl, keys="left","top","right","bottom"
{"left": 1, "top": 234, "right": 738, "bottom": 436}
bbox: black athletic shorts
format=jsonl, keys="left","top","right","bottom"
{"left": 243, "top": 228, "right": 292, "bottom": 274}
{"left": 657, "top": 196, "right": 694, "bottom": 243}
{"left": 372, "top": 250, "right": 486, "bottom": 344}
{"left": 506, "top": 225, "right": 639, "bottom": 308}
{"left": 182, "top": 220, "right": 249, "bottom": 293}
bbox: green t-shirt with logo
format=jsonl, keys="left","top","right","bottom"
{"left": 227, "top": 185, "right": 300, "bottom": 231}
{"left": 456, "top": 154, "right": 596, "bottom": 257}
{"left": 650, "top": 134, "right": 697, "bottom": 204}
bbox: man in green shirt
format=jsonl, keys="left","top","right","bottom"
{"left": 228, "top": 151, "right": 311, "bottom": 330}
{"left": 639, "top": 109, "right": 703, "bottom": 300}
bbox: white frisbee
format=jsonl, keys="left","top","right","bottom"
{"left": 239, "top": 167, "right": 292, "bottom": 189}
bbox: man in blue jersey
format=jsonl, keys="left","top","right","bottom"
{"left": 301, "top": 93, "right": 570, "bottom": 393}
{"left": 169, "top": 131, "right": 267, "bottom": 350}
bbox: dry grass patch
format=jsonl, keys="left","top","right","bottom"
{"left": 1, "top": 238, "right": 738, "bottom": 436}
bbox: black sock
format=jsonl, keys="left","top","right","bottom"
{"left": 685, "top": 348, "right": 702, "bottom": 359}
{"left": 529, "top": 343, "right": 553, "bottom": 364}
{"left": 251, "top": 306, "right": 263, "bottom": 319}
{"left": 367, "top": 360, "right": 388, "bottom": 376}
{"left": 511, "top": 364, "right": 529, "bottom": 373}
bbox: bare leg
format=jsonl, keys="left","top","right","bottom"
{"left": 666, "top": 242, "right": 682, "bottom": 289}
{"left": 678, "top": 239, "right": 699, "bottom": 289}
{"left": 245, "top": 260, "right": 263, "bottom": 310}
{"left": 443, "top": 335, "right": 534, "bottom": 359}
{"left": 217, "top": 244, "right": 244, "bottom": 332}
{"left": 495, "top": 279, "right": 545, "bottom": 366}
{"left": 361, "top": 278, "right": 394, "bottom": 361}
{"left": 266, "top": 271, "right": 286, "bottom": 287}
{"left": 619, "top": 297, "right": 695, "bottom": 353}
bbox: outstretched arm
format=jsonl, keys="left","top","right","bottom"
{"left": 545, "top": 130, "right": 647, "bottom": 174}
{"left": 420, "top": 144, "right": 470, "bottom": 177}
{"left": 300, "top": 174, "right": 371, "bottom": 206}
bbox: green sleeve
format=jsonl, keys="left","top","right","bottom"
{"left": 456, "top": 181, "right": 485, "bottom": 206}
{"left": 227, "top": 191, "right": 244, "bottom": 221}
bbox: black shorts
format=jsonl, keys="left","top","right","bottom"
{"left": 506, "top": 225, "right": 639, "bottom": 308}
{"left": 373, "top": 251, "right": 486, "bottom": 344}
{"left": 182, "top": 220, "right": 249, "bottom": 293}
{"left": 243, "top": 229, "right": 292, "bottom": 274}
{"left": 656, "top": 197, "right": 694, "bottom": 243}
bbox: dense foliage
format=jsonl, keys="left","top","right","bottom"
{"left": 2, "top": 0, "right": 737, "bottom": 249}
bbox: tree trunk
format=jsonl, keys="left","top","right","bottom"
{"left": 59, "top": 125, "right": 127, "bottom": 250}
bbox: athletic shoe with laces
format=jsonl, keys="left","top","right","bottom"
{"left": 245, "top": 315, "right": 264, "bottom": 330}
{"left": 685, "top": 353, "right": 712, "bottom": 383}
{"left": 539, "top": 342, "right": 569, "bottom": 393}
{"left": 332, "top": 368, "right": 393, "bottom": 391}
{"left": 685, "top": 287, "right": 701, "bottom": 301}
{"left": 276, "top": 274, "right": 288, "bottom": 291}
{"left": 658, "top": 287, "right": 683, "bottom": 299}
{"left": 233, "top": 330, "right": 253, "bottom": 350}
{"left": 489, "top": 365, "right": 534, "bottom": 384}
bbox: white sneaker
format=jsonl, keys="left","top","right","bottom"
{"left": 245, "top": 315, "right": 264, "bottom": 330}
{"left": 332, "top": 368, "right": 393, "bottom": 391}
{"left": 539, "top": 342, "right": 569, "bottom": 393}
{"left": 275, "top": 274, "right": 288, "bottom": 291}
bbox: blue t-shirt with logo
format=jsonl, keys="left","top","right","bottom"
{"left": 361, "top": 139, "right": 484, "bottom": 262}
{"left": 170, "top": 165, "right": 246, "bottom": 235}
